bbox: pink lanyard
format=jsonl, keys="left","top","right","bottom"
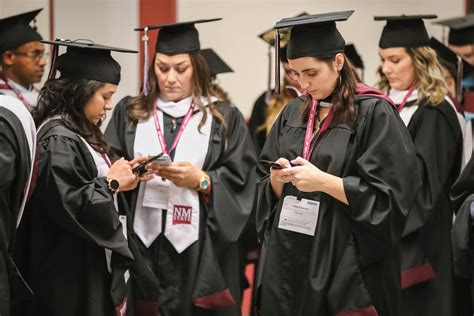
{"left": 396, "top": 84, "right": 416, "bottom": 112}
{"left": 0, "top": 73, "right": 32, "bottom": 111}
{"left": 302, "top": 99, "right": 335, "bottom": 161}
{"left": 152, "top": 100, "right": 196, "bottom": 154}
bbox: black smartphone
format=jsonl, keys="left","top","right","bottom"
{"left": 132, "top": 153, "right": 164, "bottom": 176}
{"left": 259, "top": 159, "right": 285, "bottom": 170}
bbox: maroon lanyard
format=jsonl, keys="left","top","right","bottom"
{"left": 0, "top": 73, "right": 33, "bottom": 111}
{"left": 396, "top": 84, "right": 416, "bottom": 112}
{"left": 302, "top": 99, "right": 335, "bottom": 161}
{"left": 152, "top": 99, "right": 196, "bottom": 154}
{"left": 100, "top": 153, "right": 112, "bottom": 168}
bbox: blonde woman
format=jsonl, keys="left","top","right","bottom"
{"left": 376, "top": 15, "right": 463, "bottom": 316}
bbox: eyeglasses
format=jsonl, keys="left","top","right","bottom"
{"left": 13, "top": 50, "right": 49, "bottom": 61}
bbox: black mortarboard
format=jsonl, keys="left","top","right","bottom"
{"left": 375, "top": 14, "right": 437, "bottom": 48}
{"left": 135, "top": 18, "right": 221, "bottom": 55}
{"left": 41, "top": 39, "right": 137, "bottom": 85}
{"left": 434, "top": 14, "right": 474, "bottom": 46}
{"left": 201, "top": 48, "right": 233, "bottom": 77}
{"left": 274, "top": 11, "right": 353, "bottom": 60}
{"left": 344, "top": 44, "right": 364, "bottom": 69}
{"left": 135, "top": 18, "right": 221, "bottom": 95}
{"left": 272, "top": 11, "right": 353, "bottom": 93}
{"left": 0, "top": 9, "right": 43, "bottom": 54}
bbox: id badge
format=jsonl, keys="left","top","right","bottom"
{"left": 143, "top": 178, "right": 170, "bottom": 209}
{"left": 278, "top": 195, "right": 320, "bottom": 236}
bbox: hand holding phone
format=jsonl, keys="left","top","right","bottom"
{"left": 259, "top": 159, "right": 285, "bottom": 170}
{"left": 132, "top": 153, "right": 164, "bottom": 176}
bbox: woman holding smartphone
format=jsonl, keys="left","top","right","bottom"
{"left": 105, "top": 19, "right": 256, "bottom": 316}
{"left": 16, "top": 39, "right": 149, "bottom": 316}
{"left": 254, "top": 11, "right": 420, "bottom": 316}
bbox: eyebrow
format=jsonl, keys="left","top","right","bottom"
{"left": 301, "top": 67, "right": 318, "bottom": 73}
{"left": 156, "top": 60, "right": 190, "bottom": 66}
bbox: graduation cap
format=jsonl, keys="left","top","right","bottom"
{"left": 135, "top": 18, "right": 221, "bottom": 95}
{"left": 272, "top": 10, "right": 353, "bottom": 93}
{"left": 375, "top": 14, "right": 437, "bottom": 48}
{"left": 434, "top": 14, "right": 474, "bottom": 46}
{"left": 201, "top": 48, "right": 233, "bottom": 78}
{"left": 41, "top": 39, "right": 137, "bottom": 85}
{"left": 429, "top": 36, "right": 473, "bottom": 100}
{"left": 0, "top": 9, "right": 43, "bottom": 54}
{"left": 344, "top": 44, "right": 364, "bottom": 69}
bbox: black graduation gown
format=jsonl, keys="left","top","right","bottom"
{"left": 255, "top": 94, "right": 420, "bottom": 316}
{"left": 450, "top": 157, "right": 474, "bottom": 316}
{"left": 0, "top": 107, "right": 32, "bottom": 316}
{"left": 398, "top": 100, "right": 463, "bottom": 316}
{"left": 17, "top": 119, "right": 133, "bottom": 316}
{"left": 104, "top": 97, "right": 257, "bottom": 316}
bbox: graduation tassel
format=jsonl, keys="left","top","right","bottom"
{"left": 456, "top": 54, "right": 463, "bottom": 102}
{"left": 47, "top": 38, "right": 60, "bottom": 80}
{"left": 142, "top": 27, "right": 149, "bottom": 96}
{"left": 265, "top": 44, "right": 272, "bottom": 103}
{"left": 274, "top": 29, "right": 281, "bottom": 96}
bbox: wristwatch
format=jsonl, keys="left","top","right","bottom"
{"left": 196, "top": 173, "right": 210, "bottom": 192}
{"left": 106, "top": 177, "right": 120, "bottom": 194}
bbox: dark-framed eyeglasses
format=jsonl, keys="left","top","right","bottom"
{"left": 13, "top": 50, "right": 49, "bottom": 61}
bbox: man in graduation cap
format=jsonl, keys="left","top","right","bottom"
{"left": 0, "top": 9, "right": 46, "bottom": 110}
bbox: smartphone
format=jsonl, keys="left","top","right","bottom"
{"left": 132, "top": 153, "right": 164, "bottom": 176}
{"left": 154, "top": 154, "right": 172, "bottom": 165}
{"left": 259, "top": 159, "right": 285, "bottom": 170}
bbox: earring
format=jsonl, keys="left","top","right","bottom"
{"left": 339, "top": 75, "right": 342, "bottom": 85}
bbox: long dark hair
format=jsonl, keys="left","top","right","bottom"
{"left": 302, "top": 53, "right": 359, "bottom": 126}
{"left": 32, "top": 77, "right": 109, "bottom": 154}
{"left": 127, "top": 52, "right": 227, "bottom": 134}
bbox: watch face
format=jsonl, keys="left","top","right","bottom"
{"left": 110, "top": 179, "right": 120, "bottom": 190}
{"left": 200, "top": 178, "right": 209, "bottom": 190}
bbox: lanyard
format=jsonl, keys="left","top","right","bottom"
{"left": 396, "top": 84, "right": 416, "bottom": 112}
{"left": 100, "top": 153, "right": 112, "bottom": 168}
{"left": 302, "top": 99, "right": 335, "bottom": 161}
{"left": 0, "top": 73, "right": 33, "bottom": 111}
{"left": 152, "top": 99, "right": 196, "bottom": 155}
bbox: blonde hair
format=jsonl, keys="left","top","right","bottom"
{"left": 378, "top": 46, "right": 447, "bottom": 106}
{"left": 258, "top": 82, "right": 297, "bottom": 135}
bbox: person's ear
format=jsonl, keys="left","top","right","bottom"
{"left": 2, "top": 50, "right": 15, "bottom": 67}
{"left": 334, "top": 53, "right": 345, "bottom": 72}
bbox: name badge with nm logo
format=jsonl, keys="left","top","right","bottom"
{"left": 173, "top": 205, "right": 193, "bottom": 225}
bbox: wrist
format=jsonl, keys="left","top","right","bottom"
{"left": 195, "top": 171, "right": 211, "bottom": 193}
{"left": 106, "top": 177, "right": 120, "bottom": 194}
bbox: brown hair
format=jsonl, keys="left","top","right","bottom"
{"left": 127, "top": 52, "right": 227, "bottom": 133}
{"left": 377, "top": 46, "right": 447, "bottom": 106}
{"left": 301, "top": 53, "right": 359, "bottom": 126}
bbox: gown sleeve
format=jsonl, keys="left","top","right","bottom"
{"left": 35, "top": 132, "right": 132, "bottom": 259}
{"left": 341, "top": 99, "right": 421, "bottom": 266}
{"left": 402, "top": 105, "right": 461, "bottom": 236}
{"left": 205, "top": 106, "right": 257, "bottom": 251}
